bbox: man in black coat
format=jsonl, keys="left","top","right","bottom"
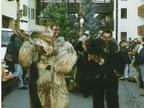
{"left": 77, "top": 51, "right": 91, "bottom": 97}
{"left": 76, "top": 40, "right": 92, "bottom": 97}
{"left": 87, "top": 30, "right": 125, "bottom": 108}
{"left": 10, "top": 34, "right": 27, "bottom": 89}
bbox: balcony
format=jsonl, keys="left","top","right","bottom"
{"left": 92, "top": 0, "right": 112, "bottom": 3}
{"left": 91, "top": 3, "right": 113, "bottom": 13}
{"left": 91, "top": 0, "right": 113, "bottom": 13}
{"left": 67, "top": 3, "right": 80, "bottom": 14}
{"left": 138, "top": 25, "right": 144, "bottom": 36}
{"left": 138, "top": 5, "right": 144, "bottom": 16}
{"left": 40, "top": 0, "right": 62, "bottom": 3}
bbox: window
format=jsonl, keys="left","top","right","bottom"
{"left": 31, "top": 9, "right": 35, "bottom": 19}
{"left": 23, "top": 5, "right": 28, "bottom": 17}
{"left": 138, "top": 5, "right": 144, "bottom": 16}
{"left": 2, "top": 30, "right": 14, "bottom": 46}
{"left": 2, "top": 16, "right": 10, "bottom": 28}
{"left": 138, "top": 25, "right": 144, "bottom": 36}
{"left": 28, "top": 8, "right": 30, "bottom": 18}
{"left": 121, "top": 8, "right": 127, "bottom": 18}
{"left": 121, "top": 32, "right": 127, "bottom": 41}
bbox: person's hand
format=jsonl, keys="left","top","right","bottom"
{"left": 115, "top": 73, "right": 123, "bottom": 78}
{"left": 114, "top": 70, "right": 123, "bottom": 78}
{"left": 6, "top": 72, "right": 14, "bottom": 80}
{"left": 88, "top": 54, "right": 94, "bottom": 61}
{"left": 99, "top": 58, "right": 105, "bottom": 65}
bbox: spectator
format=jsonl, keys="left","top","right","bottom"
{"left": 132, "top": 38, "right": 144, "bottom": 88}
{"left": 136, "top": 38, "right": 144, "bottom": 88}
{"left": 119, "top": 40, "right": 131, "bottom": 80}
{"left": 87, "top": 30, "right": 125, "bottom": 108}
{"left": 77, "top": 32, "right": 92, "bottom": 97}
{"left": 10, "top": 34, "right": 27, "bottom": 89}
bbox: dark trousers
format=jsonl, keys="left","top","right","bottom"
{"left": 92, "top": 76, "right": 119, "bottom": 108}
{"left": 79, "top": 76, "right": 91, "bottom": 96}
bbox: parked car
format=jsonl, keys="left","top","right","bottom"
{"left": 1, "top": 28, "right": 14, "bottom": 47}
{"left": 1, "top": 28, "right": 14, "bottom": 76}
{"left": 1, "top": 28, "right": 14, "bottom": 62}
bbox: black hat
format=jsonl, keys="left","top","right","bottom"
{"left": 87, "top": 38, "right": 106, "bottom": 56}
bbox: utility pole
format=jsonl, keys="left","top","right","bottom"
{"left": 116, "top": 0, "right": 118, "bottom": 41}
{"left": 79, "top": 0, "right": 84, "bottom": 36}
{"left": 80, "top": 0, "right": 82, "bottom": 14}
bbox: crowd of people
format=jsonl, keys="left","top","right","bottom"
{"left": 119, "top": 38, "right": 144, "bottom": 89}
{"left": 70, "top": 31, "right": 144, "bottom": 88}
{"left": 2, "top": 26, "right": 144, "bottom": 108}
{"left": 70, "top": 30, "right": 144, "bottom": 108}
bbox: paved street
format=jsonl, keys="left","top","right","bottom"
{"left": 2, "top": 79, "right": 144, "bottom": 108}
{"left": 2, "top": 0, "right": 144, "bottom": 108}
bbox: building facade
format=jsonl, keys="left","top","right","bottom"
{"left": 92, "top": 0, "right": 114, "bottom": 30}
{"left": 2, "top": 0, "right": 37, "bottom": 31}
{"left": 114, "top": 0, "right": 144, "bottom": 42}
{"left": 83, "top": 0, "right": 113, "bottom": 34}
{"left": 2, "top": 0, "right": 114, "bottom": 32}
{"left": 2, "top": 0, "right": 17, "bottom": 28}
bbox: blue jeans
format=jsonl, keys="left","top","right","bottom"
{"left": 139, "top": 64, "right": 144, "bottom": 82}
{"left": 13, "top": 64, "right": 24, "bottom": 88}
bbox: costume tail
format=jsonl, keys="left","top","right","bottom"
{"left": 29, "top": 62, "right": 42, "bottom": 108}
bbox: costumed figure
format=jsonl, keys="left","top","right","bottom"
{"left": 14, "top": 20, "right": 77, "bottom": 108}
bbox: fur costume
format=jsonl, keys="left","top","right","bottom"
{"left": 19, "top": 37, "right": 55, "bottom": 68}
{"left": 19, "top": 35, "right": 77, "bottom": 108}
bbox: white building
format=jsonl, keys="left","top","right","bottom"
{"left": 1, "top": 0, "right": 37, "bottom": 31}
{"left": 114, "top": 0, "right": 144, "bottom": 42}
